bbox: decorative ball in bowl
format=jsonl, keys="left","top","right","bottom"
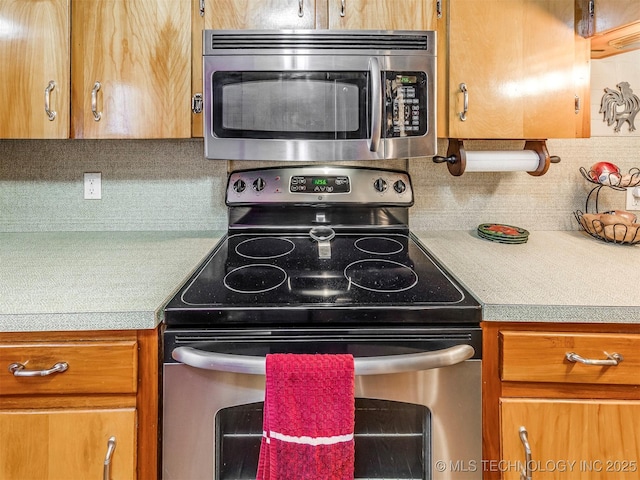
{"left": 589, "top": 162, "right": 621, "bottom": 185}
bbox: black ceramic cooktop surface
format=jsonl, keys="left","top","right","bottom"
{"left": 163, "top": 232, "right": 480, "bottom": 327}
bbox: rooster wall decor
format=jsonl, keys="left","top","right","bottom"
{"left": 599, "top": 82, "right": 640, "bottom": 133}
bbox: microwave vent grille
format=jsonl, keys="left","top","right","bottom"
{"left": 209, "top": 32, "right": 430, "bottom": 51}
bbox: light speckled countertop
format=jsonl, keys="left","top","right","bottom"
{"left": 413, "top": 230, "right": 640, "bottom": 324}
{"left": 1, "top": 230, "right": 638, "bottom": 332}
{"left": 0, "top": 231, "right": 223, "bottom": 332}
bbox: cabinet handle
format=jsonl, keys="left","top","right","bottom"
{"left": 340, "top": 0, "right": 346, "bottom": 17}
{"left": 103, "top": 436, "right": 117, "bottom": 480}
{"left": 565, "top": 351, "right": 623, "bottom": 366}
{"left": 298, "top": 0, "right": 303, "bottom": 17}
{"left": 8, "top": 361, "right": 68, "bottom": 377}
{"left": 44, "top": 80, "right": 57, "bottom": 121}
{"left": 459, "top": 83, "right": 468, "bottom": 121}
{"left": 91, "top": 81, "right": 102, "bottom": 122}
{"left": 519, "top": 426, "right": 532, "bottom": 480}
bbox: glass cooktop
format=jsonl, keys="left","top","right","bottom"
{"left": 164, "top": 232, "right": 480, "bottom": 327}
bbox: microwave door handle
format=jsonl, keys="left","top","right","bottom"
{"left": 368, "top": 57, "right": 382, "bottom": 153}
{"left": 171, "top": 344, "right": 474, "bottom": 376}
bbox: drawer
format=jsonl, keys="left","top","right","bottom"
{"left": 500, "top": 331, "right": 640, "bottom": 385}
{"left": 0, "top": 340, "right": 138, "bottom": 396}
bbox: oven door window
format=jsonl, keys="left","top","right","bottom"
{"left": 216, "top": 399, "right": 430, "bottom": 480}
{"left": 212, "top": 72, "right": 370, "bottom": 140}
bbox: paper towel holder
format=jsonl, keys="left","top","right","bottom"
{"left": 433, "top": 139, "right": 561, "bottom": 176}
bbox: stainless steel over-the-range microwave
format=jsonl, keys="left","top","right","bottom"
{"left": 203, "top": 30, "right": 436, "bottom": 161}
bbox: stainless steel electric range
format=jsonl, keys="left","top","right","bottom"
{"left": 162, "top": 166, "right": 482, "bottom": 480}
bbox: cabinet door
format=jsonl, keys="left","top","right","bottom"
{"left": 71, "top": 0, "right": 191, "bottom": 139}
{"left": 207, "top": 0, "right": 317, "bottom": 29}
{"left": 328, "top": 0, "right": 437, "bottom": 30}
{"left": 0, "top": 0, "right": 70, "bottom": 138}
{"left": 0, "top": 408, "right": 136, "bottom": 480}
{"left": 444, "top": 0, "right": 580, "bottom": 139}
{"left": 501, "top": 399, "right": 640, "bottom": 480}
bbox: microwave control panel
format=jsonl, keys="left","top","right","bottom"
{"left": 385, "top": 72, "right": 428, "bottom": 138}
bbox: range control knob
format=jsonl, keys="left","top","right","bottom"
{"left": 393, "top": 179, "right": 407, "bottom": 194}
{"left": 252, "top": 177, "right": 266, "bottom": 192}
{"left": 373, "top": 178, "right": 388, "bottom": 193}
{"left": 232, "top": 179, "right": 246, "bottom": 193}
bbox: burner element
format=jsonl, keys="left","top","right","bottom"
{"left": 354, "top": 237, "right": 404, "bottom": 255}
{"left": 235, "top": 237, "right": 295, "bottom": 259}
{"left": 344, "top": 259, "right": 418, "bottom": 293}
{"left": 223, "top": 264, "right": 287, "bottom": 294}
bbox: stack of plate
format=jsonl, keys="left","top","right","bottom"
{"left": 477, "top": 223, "right": 529, "bottom": 244}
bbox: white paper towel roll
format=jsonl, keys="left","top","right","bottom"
{"left": 463, "top": 150, "right": 541, "bottom": 172}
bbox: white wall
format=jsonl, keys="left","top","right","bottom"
{"left": 590, "top": 49, "right": 640, "bottom": 137}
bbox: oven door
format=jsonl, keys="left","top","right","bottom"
{"left": 203, "top": 54, "right": 435, "bottom": 161}
{"left": 162, "top": 329, "right": 482, "bottom": 480}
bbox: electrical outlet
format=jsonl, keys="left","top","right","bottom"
{"left": 84, "top": 172, "right": 102, "bottom": 200}
{"left": 626, "top": 186, "right": 640, "bottom": 211}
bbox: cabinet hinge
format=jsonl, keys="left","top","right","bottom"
{"left": 192, "top": 93, "right": 203, "bottom": 114}
{"left": 436, "top": 0, "right": 442, "bottom": 19}
{"left": 199, "top": 0, "right": 205, "bottom": 17}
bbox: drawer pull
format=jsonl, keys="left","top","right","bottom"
{"left": 103, "top": 436, "right": 116, "bottom": 480}
{"left": 8, "top": 361, "right": 68, "bottom": 377}
{"left": 565, "top": 352, "right": 623, "bottom": 366}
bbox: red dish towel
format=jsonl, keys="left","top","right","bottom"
{"left": 256, "top": 353, "right": 355, "bottom": 480}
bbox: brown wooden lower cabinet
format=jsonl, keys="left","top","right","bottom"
{"left": 482, "top": 322, "right": 640, "bottom": 480}
{"left": 501, "top": 399, "right": 640, "bottom": 480}
{"left": 0, "top": 328, "right": 159, "bottom": 480}
{"left": 0, "top": 408, "right": 136, "bottom": 479}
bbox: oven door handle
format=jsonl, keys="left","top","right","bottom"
{"left": 171, "top": 344, "right": 475, "bottom": 376}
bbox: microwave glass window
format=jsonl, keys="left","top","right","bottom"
{"left": 212, "top": 72, "right": 370, "bottom": 140}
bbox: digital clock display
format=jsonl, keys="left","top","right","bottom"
{"left": 290, "top": 176, "right": 350, "bottom": 194}
{"left": 400, "top": 75, "right": 417, "bottom": 84}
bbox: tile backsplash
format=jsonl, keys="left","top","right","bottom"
{"left": 0, "top": 139, "right": 228, "bottom": 232}
{"left": 409, "top": 137, "right": 639, "bottom": 231}
{"left": 1, "top": 135, "right": 638, "bottom": 233}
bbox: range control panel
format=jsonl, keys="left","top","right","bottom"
{"left": 226, "top": 166, "right": 413, "bottom": 206}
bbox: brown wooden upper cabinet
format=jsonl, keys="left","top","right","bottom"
{"left": 577, "top": 0, "right": 640, "bottom": 36}
{"left": 0, "top": 0, "right": 191, "bottom": 139}
{"left": 577, "top": 0, "right": 640, "bottom": 59}
{"left": 71, "top": 0, "right": 191, "bottom": 138}
{"left": 437, "top": 0, "right": 590, "bottom": 139}
{"left": 0, "top": 0, "right": 70, "bottom": 139}
{"left": 191, "top": 0, "right": 437, "bottom": 137}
